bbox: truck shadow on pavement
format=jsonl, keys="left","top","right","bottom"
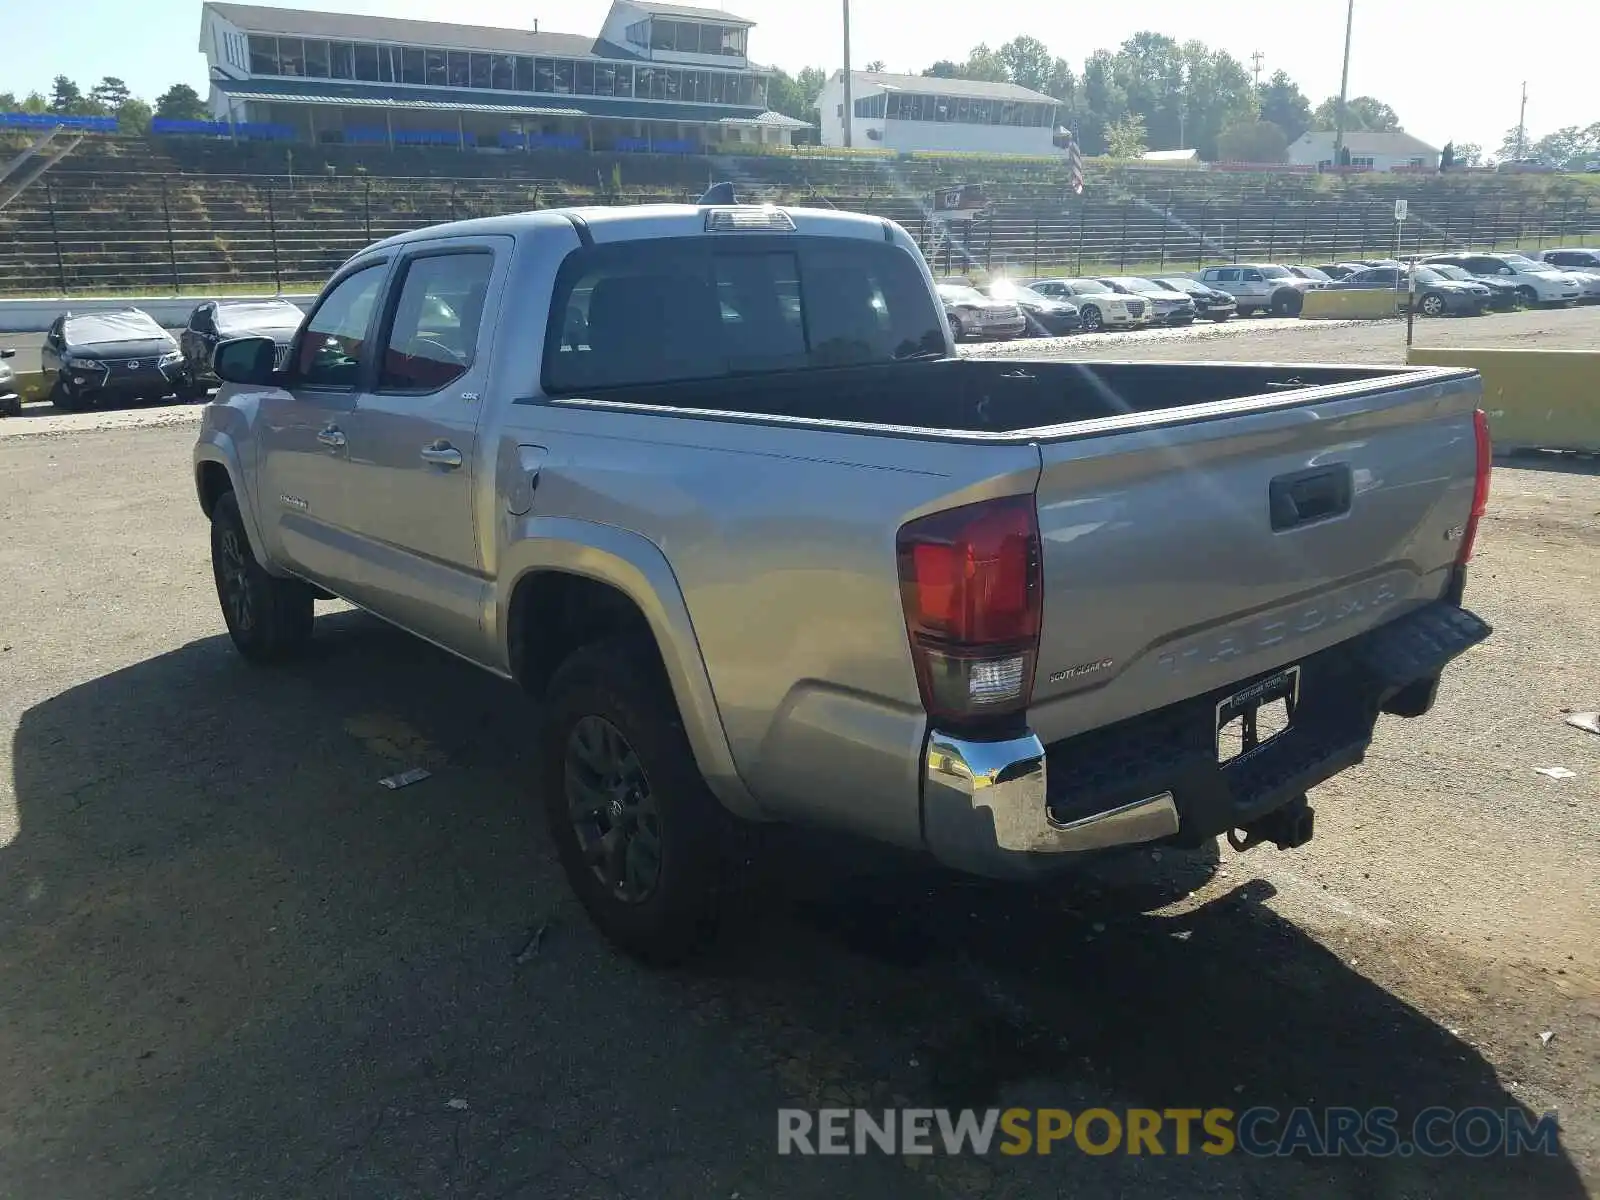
{"left": 4, "top": 612, "right": 1588, "bottom": 1198}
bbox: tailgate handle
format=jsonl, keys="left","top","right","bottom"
{"left": 1270, "top": 466, "right": 1352, "bottom": 531}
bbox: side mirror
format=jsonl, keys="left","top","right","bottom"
{"left": 214, "top": 336, "right": 279, "bottom": 386}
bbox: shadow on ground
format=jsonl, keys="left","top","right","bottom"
{"left": 3, "top": 612, "right": 1586, "bottom": 1198}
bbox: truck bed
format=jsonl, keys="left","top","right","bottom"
{"left": 548, "top": 358, "right": 1445, "bottom": 438}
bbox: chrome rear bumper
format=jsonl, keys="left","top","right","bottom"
{"left": 922, "top": 729, "right": 1180, "bottom": 878}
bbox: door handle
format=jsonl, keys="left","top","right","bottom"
{"left": 420, "top": 441, "right": 464, "bottom": 469}
{"left": 316, "top": 425, "right": 347, "bottom": 450}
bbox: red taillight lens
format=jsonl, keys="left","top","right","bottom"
{"left": 1458, "top": 408, "right": 1492, "bottom": 564}
{"left": 897, "top": 494, "right": 1042, "bottom": 723}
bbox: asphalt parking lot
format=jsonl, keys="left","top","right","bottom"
{"left": 1, "top": 310, "right": 1596, "bottom": 1197}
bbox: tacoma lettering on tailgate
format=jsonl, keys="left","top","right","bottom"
{"left": 1156, "top": 576, "right": 1403, "bottom": 675}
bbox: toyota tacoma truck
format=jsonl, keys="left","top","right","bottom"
{"left": 194, "top": 198, "right": 1493, "bottom": 961}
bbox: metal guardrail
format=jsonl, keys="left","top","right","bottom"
{"left": 1, "top": 172, "right": 1597, "bottom": 294}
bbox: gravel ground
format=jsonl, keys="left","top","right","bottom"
{"left": 0, "top": 316, "right": 1596, "bottom": 1197}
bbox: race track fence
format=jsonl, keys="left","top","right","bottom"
{"left": 1, "top": 171, "right": 1598, "bottom": 294}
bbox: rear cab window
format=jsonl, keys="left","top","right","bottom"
{"left": 544, "top": 236, "right": 944, "bottom": 394}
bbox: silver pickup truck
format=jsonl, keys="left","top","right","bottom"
{"left": 194, "top": 199, "right": 1492, "bottom": 961}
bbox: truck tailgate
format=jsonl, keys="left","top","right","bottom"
{"left": 1027, "top": 369, "right": 1482, "bottom": 746}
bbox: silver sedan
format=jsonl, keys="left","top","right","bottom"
{"left": 1561, "top": 269, "right": 1600, "bottom": 303}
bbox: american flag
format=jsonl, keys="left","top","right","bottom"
{"left": 1067, "top": 133, "right": 1085, "bottom": 195}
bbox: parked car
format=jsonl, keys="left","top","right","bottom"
{"left": 1529, "top": 250, "right": 1600, "bottom": 302}
{"left": 1196, "top": 264, "right": 1320, "bottom": 317}
{"left": 1421, "top": 253, "right": 1582, "bottom": 306}
{"left": 1287, "top": 265, "right": 1334, "bottom": 283}
{"left": 198, "top": 199, "right": 1493, "bottom": 961}
{"left": 1334, "top": 266, "right": 1490, "bottom": 316}
{"left": 0, "top": 348, "right": 18, "bottom": 417}
{"left": 1025, "top": 278, "right": 1147, "bottom": 330}
{"left": 40, "top": 309, "right": 183, "bottom": 411}
{"left": 1152, "top": 276, "right": 1238, "bottom": 322}
{"left": 937, "top": 283, "right": 1026, "bottom": 341}
{"left": 1094, "top": 277, "right": 1198, "bottom": 325}
{"left": 1315, "top": 263, "right": 1361, "bottom": 280}
{"left": 1424, "top": 263, "right": 1520, "bottom": 310}
{"left": 983, "top": 281, "right": 1084, "bottom": 336}
{"left": 179, "top": 299, "right": 304, "bottom": 399}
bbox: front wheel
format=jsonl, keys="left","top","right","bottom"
{"left": 1516, "top": 285, "right": 1539, "bottom": 308}
{"left": 1419, "top": 292, "right": 1447, "bottom": 318}
{"left": 1079, "top": 305, "right": 1103, "bottom": 332}
{"left": 1210, "top": 313, "right": 1232, "bottom": 323}
{"left": 543, "top": 638, "right": 737, "bottom": 964}
{"left": 49, "top": 380, "right": 84, "bottom": 412}
{"left": 1271, "top": 290, "right": 1304, "bottom": 317}
{"left": 210, "top": 490, "right": 314, "bottom": 663}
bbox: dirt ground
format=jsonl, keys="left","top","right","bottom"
{"left": 0, "top": 314, "right": 1596, "bottom": 1198}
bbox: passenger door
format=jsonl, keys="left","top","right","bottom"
{"left": 40, "top": 318, "right": 64, "bottom": 381}
{"left": 255, "top": 259, "right": 390, "bottom": 594}
{"left": 339, "top": 242, "right": 503, "bottom": 657}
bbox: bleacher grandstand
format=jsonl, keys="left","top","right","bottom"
{"left": 3, "top": 131, "right": 1599, "bottom": 293}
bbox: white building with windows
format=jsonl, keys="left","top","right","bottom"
{"left": 818, "top": 71, "right": 1061, "bottom": 156}
{"left": 1288, "top": 130, "right": 1440, "bottom": 172}
{"left": 195, "top": 0, "right": 811, "bottom": 151}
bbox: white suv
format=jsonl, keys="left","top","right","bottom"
{"left": 1422, "top": 254, "right": 1581, "bottom": 307}
{"left": 1197, "top": 264, "right": 1316, "bottom": 317}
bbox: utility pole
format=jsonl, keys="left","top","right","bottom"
{"left": 1515, "top": 81, "right": 1528, "bottom": 160}
{"left": 1333, "top": 0, "right": 1354, "bottom": 167}
{"left": 1250, "top": 51, "right": 1264, "bottom": 88}
{"left": 841, "top": 0, "right": 853, "bottom": 148}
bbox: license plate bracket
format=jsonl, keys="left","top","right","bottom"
{"left": 1216, "top": 666, "right": 1300, "bottom": 765}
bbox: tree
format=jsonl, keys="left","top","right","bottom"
{"left": 1077, "top": 49, "right": 1128, "bottom": 155}
{"left": 1176, "top": 41, "right": 1256, "bottom": 158}
{"left": 0, "top": 92, "right": 14, "bottom": 112}
{"left": 155, "top": 83, "right": 209, "bottom": 122}
{"left": 997, "top": 35, "right": 1054, "bottom": 94}
{"left": 1439, "top": 142, "right": 1455, "bottom": 171}
{"left": 1312, "top": 95, "right": 1400, "bottom": 132}
{"left": 1106, "top": 113, "right": 1148, "bottom": 158}
{"left": 1215, "top": 119, "right": 1289, "bottom": 163}
{"left": 767, "top": 67, "right": 825, "bottom": 121}
{"left": 90, "top": 76, "right": 131, "bottom": 110}
{"left": 1454, "top": 141, "right": 1483, "bottom": 168}
{"left": 1111, "top": 31, "right": 1185, "bottom": 150}
{"left": 20, "top": 92, "right": 48, "bottom": 115}
{"left": 920, "top": 44, "right": 1008, "bottom": 84}
{"left": 863, "top": 60, "right": 886, "bottom": 73}
{"left": 1256, "top": 70, "right": 1311, "bottom": 144}
{"left": 116, "top": 97, "right": 153, "bottom": 135}
{"left": 1524, "top": 123, "right": 1600, "bottom": 169}
{"left": 48, "top": 75, "right": 84, "bottom": 114}
{"left": 922, "top": 60, "right": 964, "bottom": 79}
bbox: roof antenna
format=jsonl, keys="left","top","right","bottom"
{"left": 699, "top": 181, "right": 737, "bottom": 205}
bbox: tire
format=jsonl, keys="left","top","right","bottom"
{"left": 1516, "top": 285, "right": 1539, "bottom": 308}
{"left": 949, "top": 315, "right": 968, "bottom": 341}
{"left": 1419, "top": 292, "right": 1447, "bottom": 318}
{"left": 0, "top": 395, "right": 19, "bottom": 418}
{"left": 543, "top": 638, "right": 736, "bottom": 964}
{"left": 1079, "top": 304, "right": 1103, "bottom": 332}
{"left": 49, "top": 379, "right": 84, "bottom": 413}
{"left": 176, "top": 372, "right": 209, "bottom": 402}
{"left": 1271, "top": 290, "right": 1304, "bottom": 317}
{"left": 1210, "top": 313, "right": 1232, "bottom": 323}
{"left": 210, "top": 490, "right": 315, "bottom": 664}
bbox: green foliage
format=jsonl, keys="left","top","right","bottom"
{"left": 1256, "top": 70, "right": 1311, "bottom": 144}
{"left": 116, "top": 97, "right": 153, "bottom": 135}
{"left": 154, "top": 83, "right": 209, "bottom": 122}
{"left": 90, "top": 77, "right": 132, "bottom": 109}
{"left": 767, "top": 66, "right": 826, "bottom": 121}
{"left": 1105, "top": 113, "right": 1148, "bottom": 159}
{"left": 1215, "top": 119, "right": 1289, "bottom": 163}
{"left": 1312, "top": 95, "right": 1401, "bottom": 132}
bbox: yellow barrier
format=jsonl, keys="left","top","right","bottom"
{"left": 1406, "top": 347, "right": 1600, "bottom": 453}
{"left": 1299, "top": 288, "right": 1403, "bottom": 320}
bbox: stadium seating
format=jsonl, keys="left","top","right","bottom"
{"left": 2, "top": 131, "right": 1598, "bottom": 293}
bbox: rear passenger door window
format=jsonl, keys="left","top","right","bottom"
{"left": 294, "top": 263, "right": 387, "bottom": 389}
{"left": 377, "top": 252, "right": 494, "bottom": 393}
{"left": 1214, "top": 269, "right": 1240, "bottom": 283}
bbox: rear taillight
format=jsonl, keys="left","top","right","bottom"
{"left": 1458, "top": 408, "right": 1492, "bottom": 564}
{"left": 896, "top": 495, "right": 1042, "bottom": 725}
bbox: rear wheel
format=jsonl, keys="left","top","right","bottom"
{"left": 210, "top": 490, "right": 314, "bottom": 663}
{"left": 543, "top": 638, "right": 736, "bottom": 964}
{"left": 949, "top": 314, "right": 968, "bottom": 341}
{"left": 1079, "top": 305, "right": 1103, "bottom": 332}
{"left": 1419, "top": 292, "right": 1447, "bottom": 318}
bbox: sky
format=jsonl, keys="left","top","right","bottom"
{"left": 7, "top": 0, "right": 1597, "bottom": 152}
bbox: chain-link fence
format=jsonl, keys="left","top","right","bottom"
{"left": 2, "top": 171, "right": 1597, "bottom": 294}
